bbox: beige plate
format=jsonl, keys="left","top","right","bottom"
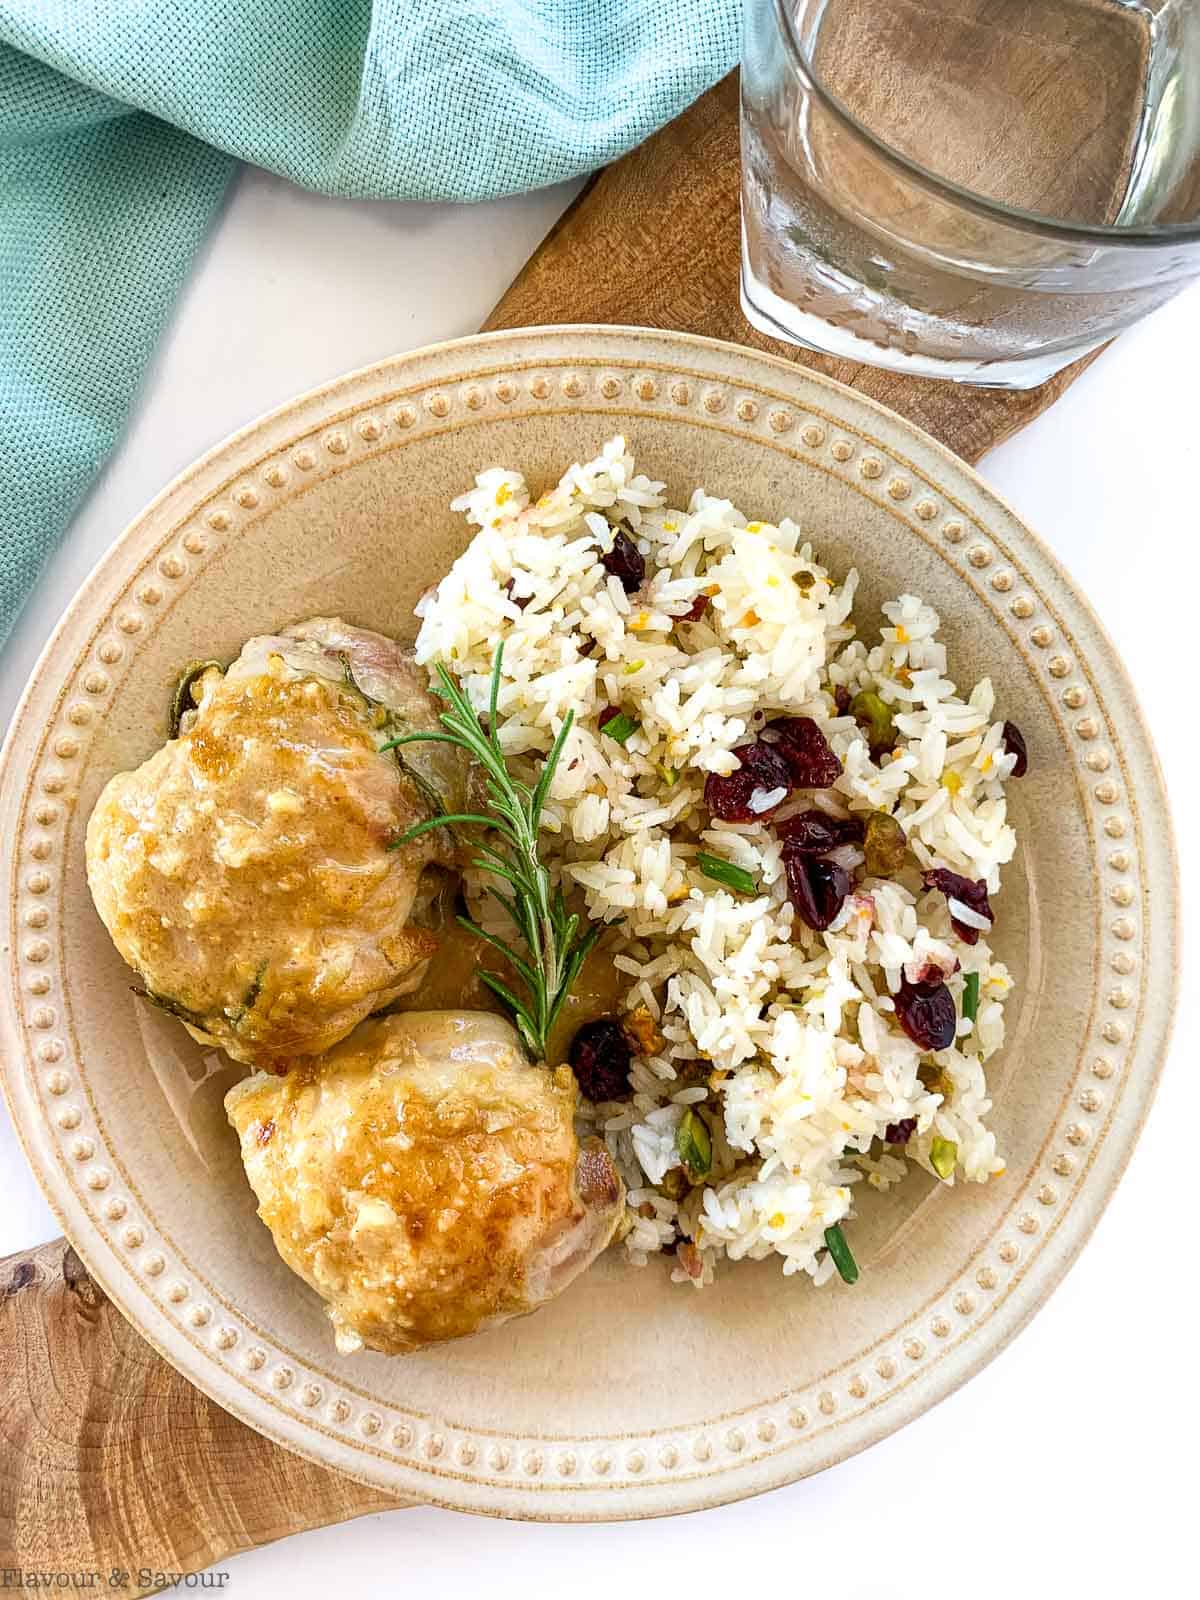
{"left": 0, "top": 328, "right": 1177, "bottom": 1518}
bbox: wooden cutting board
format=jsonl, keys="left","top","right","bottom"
{"left": 0, "top": 70, "right": 1105, "bottom": 1583}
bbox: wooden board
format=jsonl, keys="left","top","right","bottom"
{"left": 1, "top": 69, "right": 1107, "bottom": 1583}
{"left": 0, "top": 1240, "right": 401, "bottom": 1582}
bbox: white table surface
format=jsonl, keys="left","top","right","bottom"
{"left": 2, "top": 165, "right": 1195, "bottom": 1595}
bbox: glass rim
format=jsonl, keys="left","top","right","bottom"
{"left": 771, "top": 0, "right": 1200, "bottom": 248}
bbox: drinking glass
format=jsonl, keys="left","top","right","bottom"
{"left": 741, "top": 0, "right": 1200, "bottom": 386}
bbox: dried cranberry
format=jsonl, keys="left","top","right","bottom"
{"left": 776, "top": 809, "right": 864, "bottom": 853}
{"left": 1001, "top": 720, "right": 1028, "bottom": 778}
{"left": 833, "top": 685, "right": 852, "bottom": 716}
{"left": 601, "top": 529, "right": 646, "bottom": 593}
{"left": 568, "top": 1018, "right": 633, "bottom": 1102}
{"left": 893, "top": 977, "right": 957, "bottom": 1052}
{"left": 923, "top": 869, "right": 993, "bottom": 946}
{"left": 784, "top": 849, "right": 851, "bottom": 931}
{"left": 679, "top": 593, "right": 709, "bottom": 622}
{"left": 765, "top": 717, "right": 842, "bottom": 788}
{"left": 597, "top": 705, "right": 622, "bottom": 731}
{"left": 704, "top": 740, "right": 793, "bottom": 821}
{"left": 885, "top": 1117, "right": 917, "bottom": 1145}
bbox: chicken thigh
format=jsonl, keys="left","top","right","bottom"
{"left": 86, "top": 618, "right": 467, "bottom": 1070}
{"left": 225, "top": 1011, "right": 625, "bottom": 1354}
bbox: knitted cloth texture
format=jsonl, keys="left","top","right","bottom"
{"left": 0, "top": 1, "right": 740, "bottom": 642}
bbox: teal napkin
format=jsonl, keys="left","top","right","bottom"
{"left": 0, "top": 1, "right": 740, "bottom": 645}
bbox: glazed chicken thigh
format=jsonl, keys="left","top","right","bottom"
{"left": 225, "top": 1012, "right": 625, "bottom": 1354}
{"left": 86, "top": 618, "right": 467, "bottom": 1070}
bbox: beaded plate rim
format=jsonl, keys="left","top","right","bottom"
{"left": 0, "top": 326, "right": 1177, "bottom": 1519}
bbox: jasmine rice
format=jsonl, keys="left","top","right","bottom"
{"left": 414, "top": 436, "right": 1016, "bottom": 1289}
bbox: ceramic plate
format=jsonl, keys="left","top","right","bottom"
{"left": 0, "top": 328, "right": 1176, "bottom": 1518}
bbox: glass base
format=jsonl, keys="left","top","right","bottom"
{"left": 740, "top": 257, "right": 1103, "bottom": 391}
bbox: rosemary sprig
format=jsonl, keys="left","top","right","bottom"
{"left": 382, "top": 644, "right": 600, "bottom": 1061}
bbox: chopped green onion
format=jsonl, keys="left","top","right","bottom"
{"left": 600, "top": 712, "right": 639, "bottom": 745}
{"left": 696, "top": 851, "right": 758, "bottom": 897}
{"left": 676, "top": 1108, "right": 712, "bottom": 1182}
{"left": 823, "top": 1223, "right": 859, "bottom": 1285}
{"left": 658, "top": 764, "right": 678, "bottom": 787}
{"left": 930, "top": 1136, "right": 958, "bottom": 1180}
{"left": 962, "top": 971, "right": 980, "bottom": 1025}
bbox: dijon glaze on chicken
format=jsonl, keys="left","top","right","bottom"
{"left": 86, "top": 618, "right": 467, "bottom": 1070}
{"left": 225, "top": 1011, "right": 625, "bottom": 1354}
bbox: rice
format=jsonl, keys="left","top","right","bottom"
{"left": 415, "top": 436, "right": 1014, "bottom": 1288}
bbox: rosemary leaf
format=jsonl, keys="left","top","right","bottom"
{"left": 386, "top": 812, "right": 496, "bottom": 849}
{"left": 456, "top": 914, "right": 540, "bottom": 992}
{"left": 388, "top": 642, "right": 600, "bottom": 1060}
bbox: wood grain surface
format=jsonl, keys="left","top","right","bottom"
{"left": 1, "top": 66, "right": 1107, "bottom": 1584}
{"left": 0, "top": 1241, "right": 401, "bottom": 1583}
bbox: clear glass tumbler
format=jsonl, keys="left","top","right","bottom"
{"left": 741, "top": 0, "right": 1200, "bottom": 386}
